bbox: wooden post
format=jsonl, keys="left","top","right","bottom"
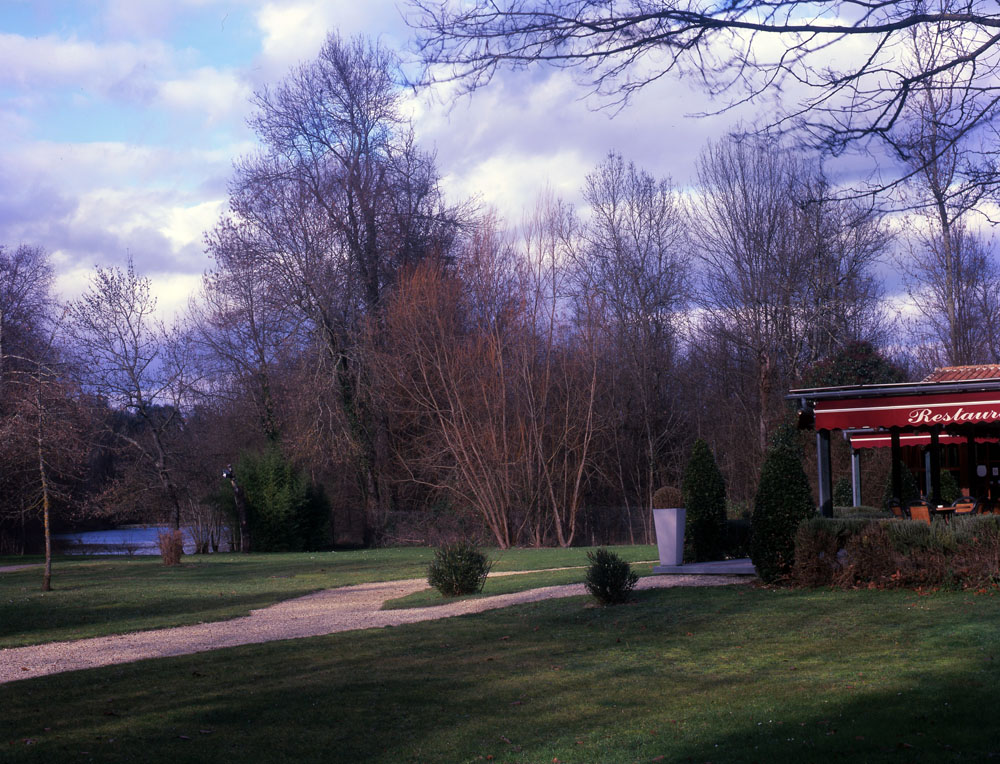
{"left": 891, "top": 429, "right": 902, "bottom": 503}
{"left": 851, "top": 448, "right": 862, "bottom": 507}
{"left": 929, "top": 429, "right": 942, "bottom": 506}
{"left": 817, "top": 429, "right": 833, "bottom": 518}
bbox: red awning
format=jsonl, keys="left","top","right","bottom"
{"left": 849, "top": 432, "right": 999, "bottom": 450}
{"left": 814, "top": 390, "right": 1000, "bottom": 431}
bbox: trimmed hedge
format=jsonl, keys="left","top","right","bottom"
{"left": 792, "top": 514, "right": 1000, "bottom": 589}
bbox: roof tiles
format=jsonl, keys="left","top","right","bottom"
{"left": 922, "top": 365, "right": 1000, "bottom": 383}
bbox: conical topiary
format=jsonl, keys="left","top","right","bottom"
{"left": 750, "top": 424, "right": 816, "bottom": 583}
{"left": 681, "top": 439, "right": 727, "bottom": 562}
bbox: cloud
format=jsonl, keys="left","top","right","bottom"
{"left": 159, "top": 67, "right": 252, "bottom": 124}
{"left": 0, "top": 139, "right": 233, "bottom": 317}
{"left": 0, "top": 32, "right": 169, "bottom": 101}
{"left": 253, "top": 0, "right": 407, "bottom": 77}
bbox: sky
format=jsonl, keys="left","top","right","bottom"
{"left": 0, "top": 0, "right": 863, "bottom": 319}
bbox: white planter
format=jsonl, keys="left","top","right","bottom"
{"left": 653, "top": 508, "right": 686, "bottom": 566}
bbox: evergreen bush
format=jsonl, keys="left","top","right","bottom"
{"left": 940, "top": 470, "right": 961, "bottom": 505}
{"left": 585, "top": 548, "right": 639, "bottom": 605}
{"left": 231, "top": 446, "right": 331, "bottom": 552}
{"left": 881, "top": 461, "right": 921, "bottom": 509}
{"left": 681, "top": 439, "right": 727, "bottom": 562}
{"left": 750, "top": 424, "right": 816, "bottom": 583}
{"left": 427, "top": 541, "right": 493, "bottom": 596}
{"left": 833, "top": 477, "right": 853, "bottom": 507}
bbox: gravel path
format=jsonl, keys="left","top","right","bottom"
{"left": 0, "top": 572, "right": 752, "bottom": 685}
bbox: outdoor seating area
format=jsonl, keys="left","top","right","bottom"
{"left": 903, "top": 496, "right": 996, "bottom": 525}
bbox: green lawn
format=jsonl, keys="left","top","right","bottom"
{"left": 0, "top": 546, "right": 657, "bottom": 647}
{"left": 4, "top": 585, "right": 1000, "bottom": 762}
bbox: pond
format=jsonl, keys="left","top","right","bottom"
{"left": 52, "top": 526, "right": 232, "bottom": 556}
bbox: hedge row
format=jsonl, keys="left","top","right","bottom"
{"left": 792, "top": 515, "right": 1000, "bottom": 589}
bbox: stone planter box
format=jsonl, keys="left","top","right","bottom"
{"left": 653, "top": 508, "right": 686, "bottom": 566}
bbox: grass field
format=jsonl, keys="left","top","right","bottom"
{"left": 4, "top": 584, "right": 1000, "bottom": 762}
{"left": 0, "top": 546, "right": 657, "bottom": 647}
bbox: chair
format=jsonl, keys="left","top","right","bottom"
{"left": 952, "top": 496, "right": 978, "bottom": 515}
{"left": 887, "top": 499, "right": 906, "bottom": 519}
{"left": 908, "top": 500, "right": 933, "bottom": 525}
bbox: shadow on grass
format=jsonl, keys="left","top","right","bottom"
{"left": 4, "top": 585, "right": 1000, "bottom": 762}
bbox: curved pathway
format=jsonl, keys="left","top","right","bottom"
{"left": 0, "top": 572, "right": 751, "bottom": 685}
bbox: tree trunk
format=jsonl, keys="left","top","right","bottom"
{"left": 37, "top": 384, "right": 52, "bottom": 592}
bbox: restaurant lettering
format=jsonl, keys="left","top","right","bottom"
{"left": 908, "top": 407, "right": 1000, "bottom": 425}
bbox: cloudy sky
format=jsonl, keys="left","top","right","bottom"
{"left": 0, "top": 0, "right": 789, "bottom": 318}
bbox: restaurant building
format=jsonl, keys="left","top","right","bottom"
{"left": 789, "top": 365, "right": 1000, "bottom": 516}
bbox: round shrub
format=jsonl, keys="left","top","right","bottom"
{"left": 652, "top": 485, "right": 683, "bottom": 507}
{"left": 750, "top": 424, "right": 816, "bottom": 583}
{"left": 428, "top": 542, "right": 493, "bottom": 596}
{"left": 585, "top": 548, "right": 638, "bottom": 605}
{"left": 682, "top": 439, "right": 727, "bottom": 562}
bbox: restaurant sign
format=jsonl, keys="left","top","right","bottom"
{"left": 814, "top": 391, "right": 1000, "bottom": 431}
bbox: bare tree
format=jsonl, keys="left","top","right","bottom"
{"left": 68, "top": 261, "right": 193, "bottom": 529}
{"left": 1, "top": 351, "right": 90, "bottom": 589}
{"left": 900, "top": 217, "right": 997, "bottom": 366}
{"left": 570, "top": 153, "right": 689, "bottom": 525}
{"left": 377, "top": 253, "right": 529, "bottom": 548}
{"left": 689, "top": 136, "right": 889, "bottom": 498}
{"left": 895, "top": 16, "right": 1000, "bottom": 365}
{"left": 0, "top": 244, "right": 54, "bottom": 414}
{"left": 210, "top": 33, "right": 464, "bottom": 543}
{"left": 409, "top": 1, "right": 1000, "bottom": 195}
{"left": 518, "top": 194, "right": 603, "bottom": 546}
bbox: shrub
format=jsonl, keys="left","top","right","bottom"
{"left": 228, "top": 446, "right": 331, "bottom": 552}
{"left": 681, "top": 439, "right": 727, "bottom": 562}
{"left": 652, "top": 485, "right": 683, "bottom": 508}
{"left": 881, "top": 460, "right": 921, "bottom": 509}
{"left": 750, "top": 424, "right": 816, "bottom": 583}
{"left": 792, "top": 515, "right": 1000, "bottom": 589}
{"left": 833, "top": 477, "right": 853, "bottom": 507}
{"left": 157, "top": 529, "right": 184, "bottom": 566}
{"left": 940, "top": 470, "right": 961, "bottom": 505}
{"left": 791, "top": 520, "right": 840, "bottom": 587}
{"left": 427, "top": 542, "right": 493, "bottom": 596}
{"left": 585, "top": 548, "right": 639, "bottom": 605}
